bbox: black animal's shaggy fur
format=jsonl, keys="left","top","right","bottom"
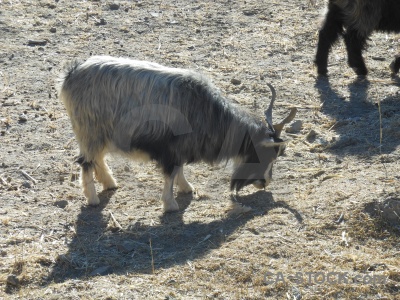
{"left": 315, "top": 0, "right": 400, "bottom": 76}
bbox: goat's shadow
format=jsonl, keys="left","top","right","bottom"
{"left": 48, "top": 190, "right": 302, "bottom": 282}
{"left": 314, "top": 76, "right": 400, "bottom": 155}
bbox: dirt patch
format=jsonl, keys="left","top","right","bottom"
{"left": 1, "top": 0, "right": 399, "bottom": 299}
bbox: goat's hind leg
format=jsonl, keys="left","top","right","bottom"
{"left": 175, "top": 166, "right": 194, "bottom": 194}
{"left": 76, "top": 156, "right": 100, "bottom": 206}
{"left": 94, "top": 153, "right": 117, "bottom": 191}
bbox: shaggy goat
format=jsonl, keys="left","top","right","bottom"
{"left": 59, "top": 56, "right": 296, "bottom": 212}
{"left": 315, "top": 0, "right": 400, "bottom": 76}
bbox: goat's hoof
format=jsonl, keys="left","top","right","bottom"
{"left": 104, "top": 185, "right": 118, "bottom": 191}
{"left": 163, "top": 200, "right": 180, "bottom": 213}
{"left": 178, "top": 183, "right": 194, "bottom": 194}
{"left": 87, "top": 196, "right": 100, "bottom": 206}
{"left": 354, "top": 68, "right": 368, "bottom": 76}
{"left": 252, "top": 181, "right": 265, "bottom": 189}
{"left": 102, "top": 179, "right": 117, "bottom": 190}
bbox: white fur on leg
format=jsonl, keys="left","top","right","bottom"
{"left": 162, "top": 175, "right": 179, "bottom": 212}
{"left": 94, "top": 158, "right": 117, "bottom": 190}
{"left": 175, "top": 166, "right": 194, "bottom": 193}
{"left": 81, "top": 167, "right": 100, "bottom": 205}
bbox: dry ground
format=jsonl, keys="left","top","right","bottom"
{"left": 0, "top": 0, "right": 399, "bottom": 299}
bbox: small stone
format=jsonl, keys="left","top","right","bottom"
{"left": 19, "top": 114, "right": 28, "bottom": 123}
{"left": 109, "top": 3, "right": 120, "bottom": 10}
{"left": 285, "top": 120, "right": 302, "bottom": 133}
{"left": 119, "top": 27, "right": 129, "bottom": 33}
{"left": 124, "top": 165, "right": 130, "bottom": 172}
{"left": 7, "top": 274, "right": 19, "bottom": 286}
{"left": 243, "top": 9, "right": 257, "bottom": 16}
{"left": 54, "top": 200, "right": 69, "bottom": 209}
{"left": 46, "top": 3, "right": 56, "bottom": 9}
{"left": 21, "top": 181, "right": 32, "bottom": 188}
{"left": 231, "top": 78, "right": 241, "bottom": 85}
{"left": 3, "top": 99, "right": 16, "bottom": 106}
{"left": 50, "top": 27, "right": 57, "bottom": 33}
{"left": 95, "top": 18, "right": 107, "bottom": 26}
{"left": 306, "top": 129, "right": 317, "bottom": 142}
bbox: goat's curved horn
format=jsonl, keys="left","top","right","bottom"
{"left": 273, "top": 107, "right": 297, "bottom": 138}
{"left": 264, "top": 83, "right": 276, "bottom": 132}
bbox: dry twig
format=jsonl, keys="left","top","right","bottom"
{"left": 20, "top": 170, "right": 37, "bottom": 184}
{"left": 109, "top": 211, "right": 123, "bottom": 231}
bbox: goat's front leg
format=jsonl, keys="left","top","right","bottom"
{"left": 161, "top": 169, "right": 180, "bottom": 212}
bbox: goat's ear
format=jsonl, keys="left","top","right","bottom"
{"left": 273, "top": 107, "right": 297, "bottom": 138}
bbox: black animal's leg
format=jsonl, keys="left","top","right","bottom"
{"left": 315, "top": 3, "right": 344, "bottom": 76}
{"left": 344, "top": 29, "right": 368, "bottom": 76}
{"left": 390, "top": 54, "right": 400, "bottom": 75}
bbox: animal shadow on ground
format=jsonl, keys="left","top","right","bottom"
{"left": 314, "top": 76, "right": 400, "bottom": 156}
{"left": 47, "top": 190, "right": 302, "bottom": 283}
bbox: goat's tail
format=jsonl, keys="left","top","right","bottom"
{"left": 57, "top": 59, "right": 84, "bottom": 113}
{"left": 62, "top": 59, "right": 83, "bottom": 82}
{"left": 56, "top": 59, "right": 84, "bottom": 98}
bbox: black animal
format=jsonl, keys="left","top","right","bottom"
{"left": 315, "top": 0, "right": 400, "bottom": 76}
